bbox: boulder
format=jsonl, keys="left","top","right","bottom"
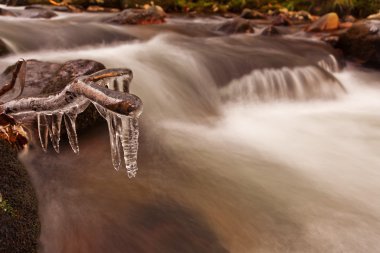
{"left": 0, "top": 39, "right": 11, "bottom": 57}
{"left": 306, "top": 12, "right": 339, "bottom": 32}
{"left": 216, "top": 18, "right": 254, "bottom": 34}
{"left": 240, "top": 8, "right": 266, "bottom": 20}
{"left": 272, "top": 13, "right": 292, "bottom": 26}
{"left": 336, "top": 20, "right": 380, "bottom": 68}
{"left": 0, "top": 139, "right": 40, "bottom": 253}
{"left": 103, "top": 7, "right": 166, "bottom": 25}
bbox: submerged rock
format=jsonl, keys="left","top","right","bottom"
{"left": 216, "top": 18, "right": 254, "bottom": 34}
{"left": 336, "top": 20, "right": 380, "bottom": 68}
{"left": 306, "top": 12, "right": 339, "bottom": 32}
{"left": 104, "top": 7, "right": 166, "bottom": 25}
{"left": 19, "top": 8, "right": 57, "bottom": 18}
{"left": 0, "top": 139, "right": 40, "bottom": 253}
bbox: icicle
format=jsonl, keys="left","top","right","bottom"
{"left": 105, "top": 111, "right": 123, "bottom": 171}
{"left": 37, "top": 113, "right": 49, "bottom": 152}
{"left": 119, "top": 116, "right": 139, "bottom": 178}
{"left": 45, "top": 113, "right": 63, "bottom": 153}
{"left": 64, "top": 112, "right": 79, "bottom": 154}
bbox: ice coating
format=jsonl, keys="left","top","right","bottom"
{"left": 0, "top": 68, "right": 143, "bottom": 177}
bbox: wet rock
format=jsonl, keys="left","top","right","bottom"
{"left": 0, "top": 8, "right": 17, "bottom": 17}
{"left": 240, "top": 8, "right": 266, "bottom": 20}
{"left": 336, "top": 20, "right": 380, "bottom": 68}
{"left": 272, "top": 13, "right": 292, "bottom": 26}
{"left": 0, "top": 139, "right": 40, "bottom": 253}
{"left": 104, "top": 6, "right": 166, "bottom": 25}
{"left": 0, "top": 39, "right": 11, "bottom": 57}
{"left": 261, "top": 25, "right": 281, "bottom": 36}
{"left": 18, "top": 8, "right": 57, "bottom": 18}
{"left": 306, "top": 12, "right": 339, "bottom": 32}
{"left": 1, "top": 59, "right": 105, "bottom": 131}
{"left": 42, "top": 59, "right": 105, "bottom": 94}
{"left": 216, "top": 18, "right": 254, "bottom": 34}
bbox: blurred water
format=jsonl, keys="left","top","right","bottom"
{"left": 1, "top": 9, "right": 380, "bottom": 253}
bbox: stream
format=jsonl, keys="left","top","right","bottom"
{"left": 1, "top": 6, "right": 380, "bottom": 253}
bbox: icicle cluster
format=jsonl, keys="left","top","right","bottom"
{"left": 1, "top": 69, "right": 143, "bottom": 178}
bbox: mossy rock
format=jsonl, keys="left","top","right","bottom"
{"left": 0, "top": 140, "right": 40, "bottom": 253}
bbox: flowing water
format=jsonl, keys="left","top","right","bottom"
{"left": 1, "top": 6, "right": 380, "bottom": 253}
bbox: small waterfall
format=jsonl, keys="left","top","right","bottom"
{"left": 220, "top": 64, "right": 345, "bottom": 103}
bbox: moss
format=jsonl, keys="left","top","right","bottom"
{"left": 0, "top": 140, "right": 40, "bottom": 253}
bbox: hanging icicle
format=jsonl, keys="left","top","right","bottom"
{"left": 0, "top": 68, "right": 143, "bottom": 177}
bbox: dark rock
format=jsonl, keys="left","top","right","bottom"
{"left": 104, "top": 6, "right": 166, "bottom": 25}
{"left": 216, "top": 18, "right": 254, "bottom": 34}
{"left": 306, "top": 12, "right": 339, "bottom": 32}
{"left": 42, "top": 59, "right": 105, "bottom": 94}
{"left": 0, "top": 7, "right": 17, "bottom": 17}
{"left": 336, "top": 20, "right": 380, "bottom": 68}
{"left": 261, "top": 25, "right": 281, "bottom": 36}
{"left": 272, "top": 13, "right": 292, "bottom": 26}
{"left": 0, "top": 139, "right": 40, "bottom": 253}
{"left": 240, "top": 8, "right": 266, "bottom": 20}
{"left": 0, "top": 39, "right": 11, "bottom": 57}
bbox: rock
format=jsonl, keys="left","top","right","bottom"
{"left": 216, "top": 18, "right": 254, "bottom": 34}
{"left": 336, "top": 20, "right": 380, "bottom": 68}
{"left": 240, "top": 8, "right": 266, "bottom": 20}
{"left": 294, "top": 10, "right": 312, "bottom": 21}
{"left": 272, "top": 13, "right": 292, "bottom": 26}
{"left": 0, "top": 139, "right": 40, "bottom": 253}
{"left": 368, "top": 12, "right": 380, "bottom": 20}
{"left": 0, "top": 59, "right": 105, "bottom": 131}
{"left": 18, "top": 8, "right": 57, "bottom": 18}
{"left": 0, "top": 8, "right": 17, "bottom": 17}
{"left": 306, "top": 12, "right": 339, "bottom": 32}
{"left": 0, "top": 39, "right": 11, "bottom": 57}
{"left": 261, "top": 25, "right": 281, "bottom": 36}
{"left": 42, "top": 59, "right": 105, "bottom": 94}
{"left": 103, "top": 7, "right": 166, "bottom": 25}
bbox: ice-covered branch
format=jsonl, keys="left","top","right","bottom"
{"left": 0, "top": 68, "right": 143, "bottom": 178}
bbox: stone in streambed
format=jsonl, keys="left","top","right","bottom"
{"left": 272, "top": 13, "right": 292, "bottom": 26}
{"left": 104, "top": 6, "right": 166, "bottom": 25}
{"left": 336, "top": 20, "right": 380, "bottom": 68}
{"left": 306, "top": 12, "right": 339, "bottom": 32}
{"left": 216, "top": 18, "right": 254, "bottom": 34}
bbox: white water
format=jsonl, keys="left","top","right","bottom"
{"left": 1, "top": 13, "right": 380, "bottom": 253}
